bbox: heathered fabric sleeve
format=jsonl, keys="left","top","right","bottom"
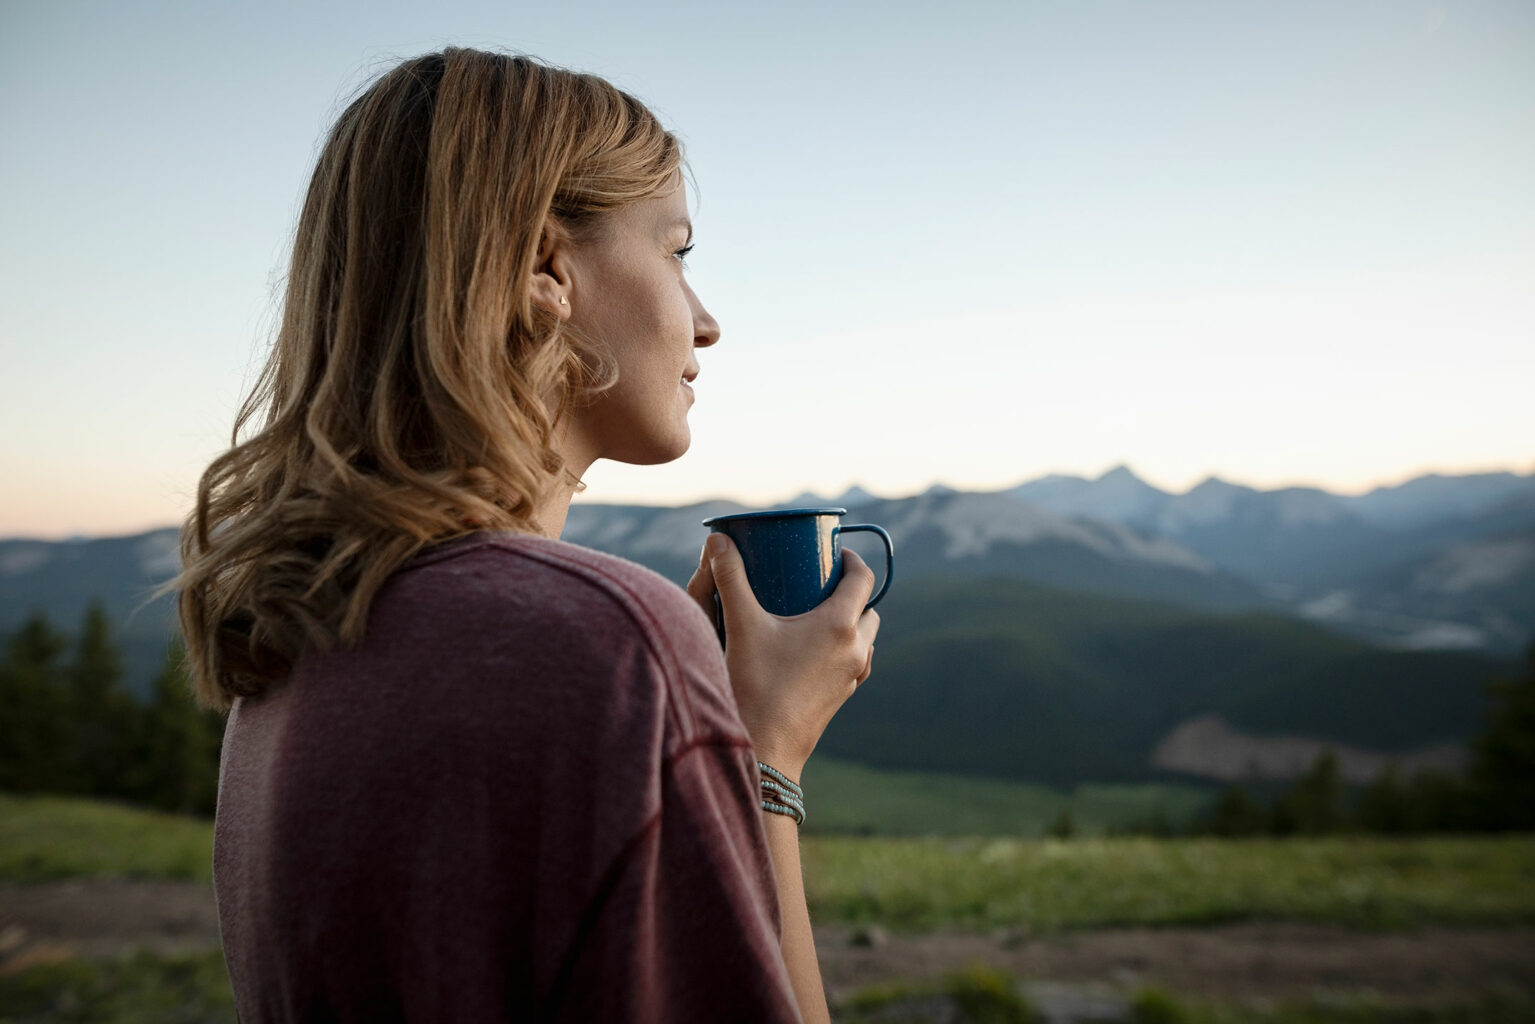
{"left": 516, "top": 537, "right": 801, "bottom": 1021}
{"left": 212, "top": 533, "right": 803, "bottom": 1021}
{"left": 549, "top": 739, "right": 802, "bottom": 1022}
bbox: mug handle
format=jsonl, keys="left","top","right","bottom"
{"left": 837, "top": 524, "right": 894, "bottom": 610}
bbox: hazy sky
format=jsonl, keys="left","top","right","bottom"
{"left": 1, "top": 0, "right": 1531, "bottom": 538}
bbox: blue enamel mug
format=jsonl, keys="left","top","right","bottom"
{"left": 700, "top": 508, "right": 894, "bottom": 638}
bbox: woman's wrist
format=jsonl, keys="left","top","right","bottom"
{"left": 757, "top": 759, "right": 806, "bottom": 826}
{"left": 751, "top": 748, "right": 805, "bottom": 783}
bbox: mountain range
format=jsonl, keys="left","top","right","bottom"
{"left": 560, "top": 465, "right": 1535, "bottom": 654}
{"left": 3, "top": 466, "right": 1530, "bottom": 786}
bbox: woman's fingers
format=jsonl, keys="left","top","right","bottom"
{"left": 855, "top": 609, "right": 879, "bottom": 684}
{"left": 693, "top": 540, "right": 878, "bottom": 630}
{"left": 684, "top": 541, "right": 718, "bottom": 623}
{"left": 856, "top": 607, "right": 880, "bottom": 649}
{"left": 711, "top": 539, "right": 886, "bottom": 770}
{"left": 829, "top": 548, "right": 878, "bottom": 614}
{"left": 704, "top": 534, "right": 765, "bottom": 628}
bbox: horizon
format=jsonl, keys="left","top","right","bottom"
{"left": 576, "top": 458, "right": 1535, "bottom": 511}
{"left": 5, "top": 459, "right": 1531, "bottom": 544}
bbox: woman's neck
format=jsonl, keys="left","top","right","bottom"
{"left": 534, "top": 428, "right": 595, "bottom": 538}
{"left": 532, "top": 478, "right": 579, "bottom": 538}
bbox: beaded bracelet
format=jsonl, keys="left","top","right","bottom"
{"left": 762, "top": 788, "right": 804, "bottom": 816}
{"left": 757, "top": 762, "right": 803, "bottom": 799}
{"left": 760, "top": 778, "right": 804, "bottom": 804}
{"left": 758, "top": 761, "right": 805, "bottom": 826}
{"left": 761, "top": 797, "right": 805, "bottom": 825}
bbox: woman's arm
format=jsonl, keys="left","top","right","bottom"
{"left": 758, "top": 767, "right": 829, "bottom": 1024}
{"left": 688, "top": 535, "right": 879, "bottom": 1024}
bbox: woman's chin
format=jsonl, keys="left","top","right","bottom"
{"left": 612, "top": 430, "right": 691, "bottom": 467}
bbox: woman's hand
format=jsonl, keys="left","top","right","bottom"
{"left": 685, "top": 534, "right": 880, "bottom": 780}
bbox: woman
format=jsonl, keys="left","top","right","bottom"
{"left": 174, "top": 47, "right": 878, "bottom": 1022}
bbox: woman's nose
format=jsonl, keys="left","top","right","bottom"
{"left": 693, "top": 294, "right": 720, "bottom": 349}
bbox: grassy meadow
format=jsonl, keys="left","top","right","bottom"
{"left": 803, "top": 834, "right": 1535, "bottom": 932}
{"left": 0, "top": 793, "right": 213, "bottom": 884}
{"left": 3, "top": 783, "right": 1534, "bottom": 1023}
{"left": 803, "top": 756, "right": 1211, "bottom": 836}
{"left": 5, "top": 791, "right": 1534, "bottom": 934}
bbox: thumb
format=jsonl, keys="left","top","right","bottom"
{"left": 706, "top": 533, "right": 763, "bottom": 621}
{"left": 684, "top": 541, "right": 718, "bottom": 623}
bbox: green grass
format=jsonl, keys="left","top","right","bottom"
{"left": 1123, "top": 986, "right": 1535, "bottom": 1024}
{"left": 6, "top": 794, "right": 1535, "bottom": 938}
{"left": 803, "top": 835, "right": 1535, "bottom": 932}
{"left": 841, "top": 964, "right": 1041, "bottom": 1023}
{"left": 803, "top": 757, "right": 1212, "bottom": 836}
{"left": 0, "top": 794, "right": 213, "bottom": 883}
{"left": 0, "top": 761, "right": 1212, "bottom": 889}
{"left": 1, "top": 795, "right": 1532, "bottom": 1020}
{"left": 0, "top": 949, "right": 233, "bottom": 1024}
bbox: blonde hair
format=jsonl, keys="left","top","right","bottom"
{"left": 172, "top": 48, "right": 682, "bottom": 709}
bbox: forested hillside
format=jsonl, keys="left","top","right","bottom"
{"left": 819, "top": 575, "right": 1515, "bottom": 785}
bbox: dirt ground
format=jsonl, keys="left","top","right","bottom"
{"left": 814, "top": 922, "right": 1535, "bottom": 1006}
{"left": 4, "top": 880, "right": 1533, "bottom": 1009}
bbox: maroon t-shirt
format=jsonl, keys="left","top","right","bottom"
{"left": 213, "top": 532, "right": 801, "bottom": 1022}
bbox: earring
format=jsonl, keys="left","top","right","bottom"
{"left": 558, "top": 296, "right": 568, "bottom": 306}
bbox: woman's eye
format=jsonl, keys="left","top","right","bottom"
{"left": 673, "top": 244, "right": 694, "bottom": 268}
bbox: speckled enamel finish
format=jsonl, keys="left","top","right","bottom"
{"left": 701, "top": 507, "right": 894, "bottom": 618}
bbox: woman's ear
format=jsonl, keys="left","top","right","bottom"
{"left": 529, "top": 222, "right": 574, "bottom": 320}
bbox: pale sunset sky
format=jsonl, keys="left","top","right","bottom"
{"left": 1, "top": 0, "right": 1531, "bottom": 538}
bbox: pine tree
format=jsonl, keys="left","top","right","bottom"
{"left": 1404, "top": 769, "right": 1475, "bottom": 832}
{"left": 1356, "top": 762, "right": 1410, "bottom": 834}
{"left": 138, "top": 642, "right": 222, "bottom": 815}
{"left": 1207, "top": 783, "right": 1268, "bottom": 836}
{"left": 1467, "top": 643, "right": 1535, "bottom": 831}
{"left": 0, "top": 613, "right": 72, "bottom": 792}
{"left": 1274, "top": 749, "right": 1349, "bottom": 835}
{"left": 65, "top": 602, "right": 140, "bottom": 798}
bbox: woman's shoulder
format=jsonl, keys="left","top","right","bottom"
{"left": 396, "top": 530, "right": 721, "bottom": 674}
{"left": 385, "top": 530, "right": 740, "bottom": 745}
{"left": 405, "top": 530, "right": 691, "bottom": 613}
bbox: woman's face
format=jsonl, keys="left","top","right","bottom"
{"left": 561, "top": 183, "right": 720, "bottom": 468}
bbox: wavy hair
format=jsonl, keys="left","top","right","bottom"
{"left": 170, "top": 48, "right": 682, "bottom": 709}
